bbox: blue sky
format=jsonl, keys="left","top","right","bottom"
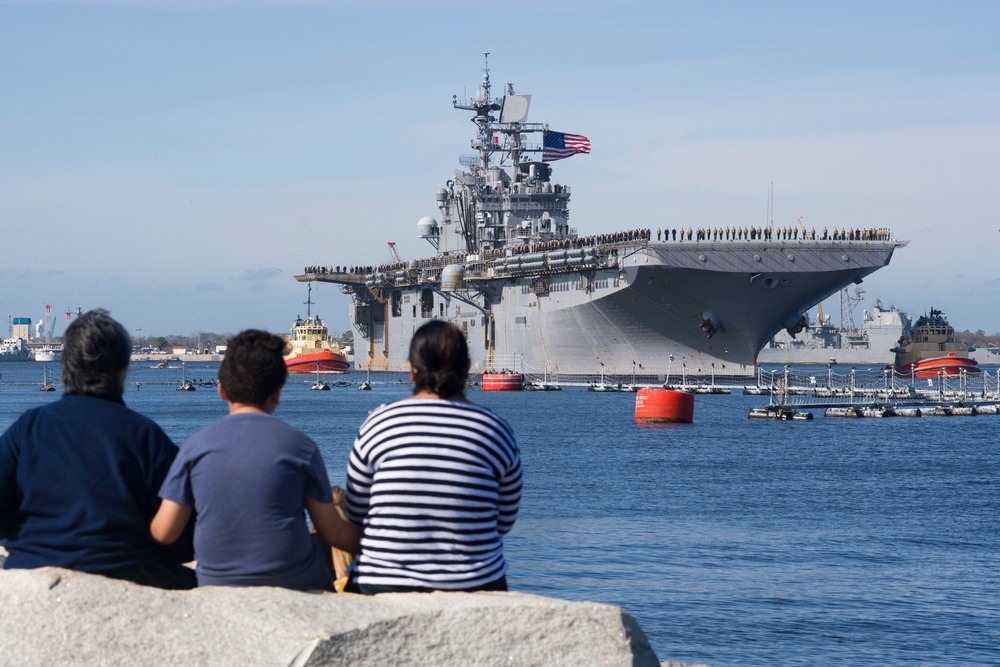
{"left": 3, "top": 1, "right": 999, "bottom": 339}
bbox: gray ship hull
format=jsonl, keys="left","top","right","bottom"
{"left": 302, "top": 239, "right": 899, "bottom": 380}
{"left": 757, "top": 347, "right": 894, "bottom": 367}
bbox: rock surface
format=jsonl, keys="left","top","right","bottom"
{"left": 0, "top": 568, "right": 666, "bottom": 666}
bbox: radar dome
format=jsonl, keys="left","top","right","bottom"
{"left": 441, "top": 264, "right": 464, "bottom": 291}
{"left": 417, "top": 216, "right": 440, "bottom": 238}
{"left": 435, "top": 188, "right": 448, "bottom": 204}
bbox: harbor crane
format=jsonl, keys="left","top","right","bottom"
{"left": 387, "top": 241, "right": 402, "bottom": 264}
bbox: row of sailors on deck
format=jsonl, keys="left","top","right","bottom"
{"left": 302, "top": 225, "right": 894, "bottom": 276}
{"left": 302, "top": 229, "right": 653, "bottom": 277}
{"left": 654, "top": 226, "right": 892, "bottom": 242}
{"left": 303, "top": 265, "right": 377, "bottom": 275}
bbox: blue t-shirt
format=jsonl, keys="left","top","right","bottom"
{"left": 0, "top": 395, "right": 193, "bottom": 575}
{"left": 159, "top": 412, "right": 333, "bottom": 590}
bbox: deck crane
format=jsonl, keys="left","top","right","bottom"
{"left": 387, "top": 241, "right": 402, "bottom": 264}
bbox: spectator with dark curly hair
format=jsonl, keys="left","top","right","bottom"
{"left": 0, "top": 309, "right": 195, "bottom": 589}
{"left": 150, "top": 329, "right": 359, "bottom": 591}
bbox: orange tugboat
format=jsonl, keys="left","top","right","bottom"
{"left": 284, "top": 314, "right": 349, "bottom": 374}
{"left": 891, "top": 308, "right": 979, "bottom": 377}
{"left": 284, "top": 285, "right": 349, "bottom": 374}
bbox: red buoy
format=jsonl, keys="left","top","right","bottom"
{"left": 481, "top": 372, "right": 525, "bottom": 391}
{"left": 635, "top": 388, "right": 694, "bottom": 423}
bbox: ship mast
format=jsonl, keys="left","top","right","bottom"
{"left": 451, "top": 53, "right": 504, "bottom": 251}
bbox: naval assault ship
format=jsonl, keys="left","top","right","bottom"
{"left": 296, "top": 58, "right": 906, "bottom": 380}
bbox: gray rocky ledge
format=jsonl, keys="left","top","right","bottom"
{"left": 0, "top": 568, "right": 698, "bottom": 667}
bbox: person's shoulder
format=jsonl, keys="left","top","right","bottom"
{"left": 362, "top": 400, "right": 409, "bottom": 422}
{"left": 451, "top": 400, "right": 506, "bottom": 421}
{"left": 224, "top": 413, "right": 317, "bottom": 447}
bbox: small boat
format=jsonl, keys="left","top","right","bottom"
{"left": 748, "top": 405, "right": 813, "bottom": 420}
{"left": 34, "top": 346, "right": 62, "bottom": 363}
{"left": 891, "top": 308, "right": 979, "bottom": 378}
{"left": 748, "top": 371, "right": 813, "bottom": 420}
{"left": 690, "top": 384, "right": 731, "bottom": 395}
{"left": 176, "top": 363, "right": 195, "bottom": 391}
{"left": 39, "top": 366, "right": 57, "bottom": 392}
{"left": 858, "top": 404, "right": 896, "bottom": 418}
{"left": 588, "top": 367, "right": 626, "bottom": 392}
{"left": 528, "top": 365, "right": 562, "bottom": 391}
{"left": 309, "top": 364, "right": 330, "bottom": 391}
{"left": 152, "top": 359, "right": 170, "bottom": 369}
{"left": 284, "top": 285, "right": 350, "bottom": 375}
{"left": 528, "top": 380, "right": 562, "bottom": 391}
{"left": 358, "top": 367, "right": 372, "bottom": 391}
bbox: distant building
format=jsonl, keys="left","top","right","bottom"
{"left": 12, "top": 318, "right": 31, "bottom": 340}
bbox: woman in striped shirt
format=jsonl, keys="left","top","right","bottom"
{"left": 345, "top": 320, "right": 522, "bottom": 593}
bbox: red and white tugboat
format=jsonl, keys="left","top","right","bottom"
{"left": 284, "top": 285, "right": 349, "bottom": 374}
{"left": 891, "top": 308, "right": 979, "bottom": 378}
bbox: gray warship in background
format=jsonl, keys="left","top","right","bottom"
{"left": 296, "top": 57, "right": 907, "bottom": 381}
{"left": 759, "top": 288, "right": 1000, "bottom": 367}
{"left": 757, "top": 289, "right": 909, "bottom": 366}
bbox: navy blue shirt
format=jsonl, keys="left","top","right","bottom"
{"left": 0, "top": 394, "right": 193, "bottom": 574}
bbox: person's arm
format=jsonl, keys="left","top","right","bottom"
{"left": 149, "top": 499, "right": 194, "bottom": 545}
{"left": 305, "top": 495, "right": 362, "bottom": 554}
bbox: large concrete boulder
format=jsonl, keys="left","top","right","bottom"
{"left": 0, "top": 568, "right": 664, "bottom": 666}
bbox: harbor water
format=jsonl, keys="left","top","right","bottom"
{"left": 2, "top": 361, "right": 998, "bottom": 666}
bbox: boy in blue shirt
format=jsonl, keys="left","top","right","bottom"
{"left": 150, "top": 329, "right": 359, "bottom": 590}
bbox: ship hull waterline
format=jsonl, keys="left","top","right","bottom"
{"left": 894, "top": 355, "right": 981, "bottom": 378}
{"left": 285, "top": 351, "right": 350, "bottom": 374}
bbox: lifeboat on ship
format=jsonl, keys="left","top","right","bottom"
{"left": 890, "top": 308, "right": 979, "bottom": 378}
{"left": 284, "top": 314, "right": 350, "bottom": 374}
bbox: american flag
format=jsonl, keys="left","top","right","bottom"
{"left": 542, "top": 130, "right": 591, "bottom": 162}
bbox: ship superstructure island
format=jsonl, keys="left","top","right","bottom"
{"left": 296, "top": 57, "right": 907, "bottom": 380}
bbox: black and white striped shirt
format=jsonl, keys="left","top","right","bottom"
{"left": 346, "top": 399, "right": 521, "bottom": 590}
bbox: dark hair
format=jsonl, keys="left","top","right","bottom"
{"left": 408, "top": 320, "right": 469, "bottom": 400}
{"left": 218, "top": 329, "right": 288, "bottom": 406}
{"left": 61, "top": 309, "right": 132, "bottom": 398}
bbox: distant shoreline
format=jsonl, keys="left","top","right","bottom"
{"left": 131, "top": 354, "right": 223, "bottom": 364}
